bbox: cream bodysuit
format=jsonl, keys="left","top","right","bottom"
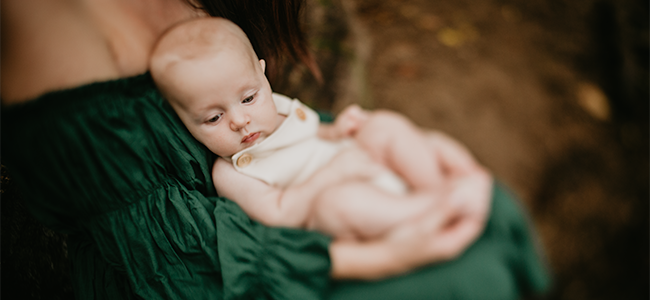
{"left": 229, "top": 93, "right": 407, "bottom": 194}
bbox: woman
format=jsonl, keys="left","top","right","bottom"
{"left": 1, "top": 0, "right": 549, "bottom": 299}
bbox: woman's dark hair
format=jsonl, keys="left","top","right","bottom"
{"left": 192, "top": 0, "right": 322, "bottom": 82}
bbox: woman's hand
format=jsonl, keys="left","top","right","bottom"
{"left": 378, "top": 175, "right": 492, "bottom": 274}
{"left": 329, "top": 131, "right": 492, "bottom": 280}
{"left": 426, "top": 131, "right": 492, "bottom": 218}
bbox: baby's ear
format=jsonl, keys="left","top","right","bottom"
{"left": 259, "top": 59, "right": 266, "bottom": 73}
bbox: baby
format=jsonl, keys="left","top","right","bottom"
{"left": 151, "top": 18, "right": 453, "bottom": 240}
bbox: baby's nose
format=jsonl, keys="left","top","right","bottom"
{"left": 230, "top": 112, "right": 250, "bottom": 131}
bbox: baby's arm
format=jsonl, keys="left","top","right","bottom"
{"left": 212, "top": 148, "right": 383, "bottom": 228}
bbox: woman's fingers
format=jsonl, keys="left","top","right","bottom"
{"left": 406, "top": 209, "right": 485, "bottom": 263}
{"left": 425, "top": 129, "right": 493, "bottom": 238}
{"left": 384, "top": 174, "right": 492, "bottom": 267}
{"left": 446, "top": 170, "right": 493, "bottom": 218}
{"left": 381, "top": 199, "right": 461, "bottom": 265}
{"left": 425, "top": 131, "right": 478, "bottom": 175}
{"left": 425, "top": 168, "right": 491, "bottom": 261}
{"left": 425, "top": 216, "right": 485, "bottom": 261}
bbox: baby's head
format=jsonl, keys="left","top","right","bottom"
{"left": 151, "top": 18, "right": 282, "bottom": 157}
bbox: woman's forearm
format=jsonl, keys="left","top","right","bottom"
{"left": 328, "top": 210, "right": 486, "bottom": 281}
{"left": 329, "top": 239, "right": 405, "bottom": 280}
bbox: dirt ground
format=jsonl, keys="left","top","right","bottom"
{"left": 2, "top": 0, "right": 648, "bottom": 299}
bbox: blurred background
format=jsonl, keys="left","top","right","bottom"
{"left": 2, "top": 0, "right": 648, "bottom": 299}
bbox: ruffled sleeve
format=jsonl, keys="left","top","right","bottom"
{"left": 215, "top": 197, "right": 332, "bottom": 300}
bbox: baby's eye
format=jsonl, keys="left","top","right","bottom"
{"left": 207, "top": 113, "right": 223, "bottom": 123}
{"left": 242, "top": 95, "right": 255, "bottom": 104}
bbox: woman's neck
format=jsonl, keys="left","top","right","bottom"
{"left": 1, "top": 0, "right": 202, "bottom": 104}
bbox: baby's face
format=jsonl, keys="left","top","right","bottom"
{"left": 167, "top": 50, "right": 282, "bottom": 157}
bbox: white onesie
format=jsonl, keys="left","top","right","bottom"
{"left": 229, "top": 93, "right": 407, "bottom": 194}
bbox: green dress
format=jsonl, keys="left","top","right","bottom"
{"left": 2, "top": 73, "right": 550, "bottom": 299}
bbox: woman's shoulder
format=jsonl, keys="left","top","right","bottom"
{"left": 1, "top": 0, "right": 123, "bottom": 104}
{"left": 1, "top": 0, "right": 194, "bottom": 104}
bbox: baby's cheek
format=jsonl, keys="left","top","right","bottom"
{"left": 212, "top": 131, "right": 242, "bottom": 157}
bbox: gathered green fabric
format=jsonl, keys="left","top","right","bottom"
{"left": 2, "top": 73, "right": 549, "bottom": 299}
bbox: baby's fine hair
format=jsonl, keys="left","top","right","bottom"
{"left": 150, "top": 17, "right": 258, "bottom": 100}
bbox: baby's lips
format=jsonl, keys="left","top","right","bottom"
{"left": 241, "top": 132, "right": 260, "bottom": 143}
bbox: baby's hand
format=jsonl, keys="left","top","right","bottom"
{"left": 334, "top": 104, "right": 369, "bottom": 137}
{"left": 326, "top": 146, "right": 385, "bottom": 182}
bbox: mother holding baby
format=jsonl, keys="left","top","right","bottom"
{"left": 2, "top": 0, "right": 548, "bottom": 299}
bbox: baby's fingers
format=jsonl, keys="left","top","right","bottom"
{"left": 339, "top": 104, "right": 366, "bottom": 119}
{"left": 336, "top": 105, "right": 370, "bottom": 136}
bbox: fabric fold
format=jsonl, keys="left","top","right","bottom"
{"left": 215, "top": 197, "right": 332, "bottom": 300}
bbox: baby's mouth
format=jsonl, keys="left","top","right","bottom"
{"left": 241, "top": 132, "right": 260, "bottom": 144}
